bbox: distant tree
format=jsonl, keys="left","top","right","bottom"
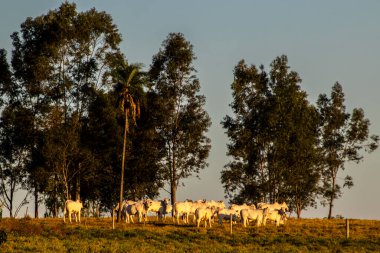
{"left": 317, "top": 83, "right": 379, "bottom": 219}
{"left": 221, "top": 56, "right": 321, "bottom": 217}
{"left": 149, "top": 33, "right": 211, "bottom": 205}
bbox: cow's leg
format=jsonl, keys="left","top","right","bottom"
{"left": 69, "top": 211, "right": 72, "bottom": 223}
{"left": 78, "top": 211, "right": 81, "bottom": 223}
{"left": 158, "top": 210, "right": 162, "bottom": 222}
{"left": 138, "top": 212, "right": 142, "bottom": 223}
{"left": 125, "top": 213, "right": 129, "bottom": 223}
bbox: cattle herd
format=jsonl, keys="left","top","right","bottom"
{"left": 64, "top": 198, "right": 289, "bottom": 229}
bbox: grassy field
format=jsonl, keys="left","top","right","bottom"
{"left": 0, "top": 217, "right": 379, "bottom": 252}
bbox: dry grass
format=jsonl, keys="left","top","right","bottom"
{"left": 0, "top": 217, "right": 379, "bottom": 252}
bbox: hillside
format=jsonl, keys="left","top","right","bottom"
{"left": 0, "top": 218, "right": 379, "bottom": 252}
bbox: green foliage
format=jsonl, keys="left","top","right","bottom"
{"left": 221, "top": 56, "right": 321, "bottom": 217}
{"left": 222, "top": 56, "right": 378, "bottom": 219}
{"left": 1, "top": 1, "right": 123, "bottom": 215}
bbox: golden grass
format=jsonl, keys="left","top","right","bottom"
{"left": 0, "top": 217, "right": 379, "bottom": 252}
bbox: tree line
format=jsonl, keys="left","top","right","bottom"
{"left": 0, "top": 2, "right": 377, "bottom": 219}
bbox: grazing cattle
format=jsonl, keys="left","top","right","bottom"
{"left": 206, "top": 200, "right": 225, "bottom": 210}
{"left": 114, "top": 200, "right": 135, "bottom": 221}
{"left": 173, "top": 201, "right": 192, "bottom": 224}
{"left": 263, "top": 209, "right": 287, "bottom": 227}
{"left": 121, "top": 199, "right": 153, "bottom": 223}
{"left": 258, "top": 202, "right": 289, "bottom": 212}
{"left": 64, "top": 200, "right": 83, "bottom": 223}
{"left": 122, "top": 202, "right": 138, "bottom": 223}
{"left": 230, "top": 203, "right": 256, "bottom": 217}
{"left": 147, "top": 198, "right": 170, "bottom": 221}
{"left": 240, "top": 208, "right": 267, "bottom": 227}
{"left": 188, "top": 201, "right": 209, "bottom": 223}
{"left": 217, "top": 208, "right": 239, "bottom": 225}
{"left": 195, "top": 207, "right": 217, "bottom": 228}
{"left": 158, "top": 203, "right": 172, "bottom": 222}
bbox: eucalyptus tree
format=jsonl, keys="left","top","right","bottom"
{"left": 9, "top": 2, "right": 122, "bottom": 214}
{"left": 80, "top": 90, "right": 121, "bottom": 214}
{"left": 221, "top": 56, "right": 321, "bottom": 217}
{"left": 0, "top": 104, "right": 34, "bottom": 218}
{"left": 149, "top": 33, "right": 211, "bottom": 205}
{"left": 0, "top": 49, "right": 35, "bottom": 217}
{"left": 317, "top": 83, "right": 378, "bottom": 219}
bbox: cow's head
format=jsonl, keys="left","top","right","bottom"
{"left": 143, "top": 199, "right": 153, "bottom": 209}
{"left": 163, "top": 198, "right": 170, "bottom": 206}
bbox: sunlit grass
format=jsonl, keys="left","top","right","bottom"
{"left": 0, "top": 217, "right": 379, "bottom": 252}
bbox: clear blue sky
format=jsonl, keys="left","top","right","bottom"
{"left": 1, "top": 1, "right": 380, "bottom": 219}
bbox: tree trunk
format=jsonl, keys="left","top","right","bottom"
{"left": 75, "top": 166, "right": 80, "bottom": 201}
{"left": 328, "top": 179, "right": 335, "bottom": 219}
{"left": 170, "top": 181, "right": 177, "bottom": 206}
{"left": 296, "top": 206, "right": 301, "bottom": 218}
{"left": 34, "top": 187, "right": 38, "bottom": 218}
{"left": 118, "top": 113, "right": 128, "bottom": 222}
{"left": 171, "top": 142, "right": 177, "bottom": 206}
{"left": 9, "top": 199, "right": 13, "bottom": 218}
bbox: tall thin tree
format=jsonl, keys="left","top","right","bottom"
{"left": 317, "top": 83, "right": 378, "bottom": 218}
{"left": 111, "top": 58, "right": 144, "bottom": 222}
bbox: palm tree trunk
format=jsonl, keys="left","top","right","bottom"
{"left": 118, "top": 112, "right": 128, "bottom": 222}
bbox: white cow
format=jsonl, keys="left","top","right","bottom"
{"left": 195, "top": 207, "right": 217, "bottom": 228}
{"left": 258, "top": 202, "right": 289, "bottom": 212}
{"left": 158, "top": 203, "right": 172, "bottom": 222}
{"left": 148, "top": 198, "right": 170, "bottom": 221}
{"left": 114, "top": 200, "right": 136, "bottom": 221}
{"left": 217, "top": 208, "right": 239, "bottom": 225}
{"left": 122, "top": 202, "right": 138, "bottom": 223}
{"left": 240, "top": 208, "right": 267, "bottom": 227}
{"left": 121, "top": 199, "right": 153, "bottom": 223}
{"left": 206, "top": 200, "right": 225, "bottom": 210}
{"left": 188, "top": 201, "right": 209, "bottom": 223}
{"left": 263, "top": 209, "right": 287, "bottom": 227}
{"left": 173, "top": 201, "right": 193, "bottom": 224}
{"left": 64, "top": 200, "right": 83, "bottom": 223}
{"left": 230, "top": 203, "right": 256, "bottom": 217}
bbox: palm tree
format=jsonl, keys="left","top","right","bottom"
{"left": 112, "top": 59, "right": 145, "bottom": 222}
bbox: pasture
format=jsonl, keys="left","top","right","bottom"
{"left": 0, "top": 217, "right": 379, "bottom": 252}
